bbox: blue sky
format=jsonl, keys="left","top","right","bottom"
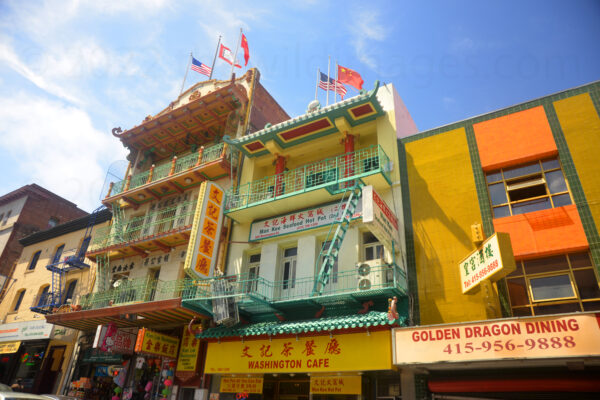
{"left": 0, "top": 0, "right": 599, "bottom": 211}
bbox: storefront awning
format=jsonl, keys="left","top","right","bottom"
{"left": 45, "top": 298, "right": 208, "bottom": 331}
{"left": 197, "top": 311, "right": 404, "bottom": 339}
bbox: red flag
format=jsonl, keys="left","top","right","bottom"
{"left": 337, "top": 65, "right": 363, "bottom": 90}
{"left": 218, "top": 44, "right": 241, "bottom": 68}
{"left": 241, "top": 34, "right": 250, "bottom": 66}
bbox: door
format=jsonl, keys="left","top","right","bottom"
{"left": 34, "top": 345, "right": 65, "bottom": 394}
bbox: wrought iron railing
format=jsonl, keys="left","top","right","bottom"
{"left": 182, "top": 263, "right": 406, "bottom": 303}
{"left": 224, "top": 145, "right": 391, "bottom": 211}
{"left": 78, "top": 278, "right": 194, "bottom": 310}
{"left": 89, "top": 200, "right": 196, "bottom": 251}
{"left": 110, "top": 142, "right": 228, "bottom": 196}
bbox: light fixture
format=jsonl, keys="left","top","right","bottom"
{"left": 138, "top": 194, "right": 146, "bottom": 200}
{"left": 184, "top": 177, "right": 193, "bottom": 184}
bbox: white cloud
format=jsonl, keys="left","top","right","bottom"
{"left": 0, "top": 92, "right": 128, "bottom": 211}
{"left": 0, "top": 39, "right": 82, "bottom": 104}
{"left": 349, "top": 9, "right": 387, "bottom": 70}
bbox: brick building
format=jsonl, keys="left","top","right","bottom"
{"left": 0, "top": 184, "right": 87, "bottom": 285}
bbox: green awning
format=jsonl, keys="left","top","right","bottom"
{"left": 197, "top": 311, "right": 405, "bottom": 339}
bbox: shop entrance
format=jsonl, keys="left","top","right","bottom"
{"left": 35, "top": 345, "right": 65, "bottom": 394}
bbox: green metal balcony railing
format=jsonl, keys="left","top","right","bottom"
{"left": 78, "top": 277, "right": 195, "bottom": 310}
{"left": 89, "top": 200, "right": 196, "bottom": 251}
{"left": 110, "top": 142, "right": 229, "bottom": 196}
{"left": 182, "top": 263, "right": 406, "bottom": 307}
{"left": 224, "top": 145, "right": 391, "bottom": 212}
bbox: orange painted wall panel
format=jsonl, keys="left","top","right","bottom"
{"left": 473, "top": 106, "right": 557, "bottom": 171}
{"left": 493, "top": 205, "right": 588, "bottom": 259}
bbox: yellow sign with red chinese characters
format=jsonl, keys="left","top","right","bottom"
{"left": 184, "top": 181, "right": 224, "bottom": 279}
{"left": 0, "top": 341, "right": 20, "bottom": 354}
{"left": 205, "top": 330, "right": 391, "bottom": 373}
{"left": 134, "top": 328, "right": 180, "bottom": 358}
{"left": 176, "top": 325, "right": 202, "bottom": 372}
{"left": 310, "top": 376, "right": 362, "bottom": 395}
{"left": 220, "top": 377, "right": 264, "bottom": 393}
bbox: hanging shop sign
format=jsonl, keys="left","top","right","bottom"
{"left": 310, "top": 375, "right": 362, "bottom": 395}
{"left": 93, "top": 324, "right": 136, "bottom": 354}
{"left": 362, "top": 185, "right": 400, "bottom": 251}
{"left": 249, "top": 201, "right": 362, "bottom": 241}
{"left": 184, "top": 181, "right": 225, "bottom": 279}
{"left": 0, "top": 320, "right": 53, "bottom": 342}
{"left": 459, "top": 232, "right": 515, "bottom": 293}
{"left": 392, "top": 313, "right": 600, "bottom": 365}
{"left": 82, "top": 348, "right": 123, "bottom": 363}
{"left": 134, "top": 328, "right": 180, "bottom": 358}
{"left": 0, "top": 341, "right": 20, "bottom": 354}
{"left": 205, "top": 330, "right": 391, "bottom": 374}
{"left": 176, "top": 325, "right": 202, "bottom": 374}
{"left": 220, "top": 377, "right": 264, "bottom": 393}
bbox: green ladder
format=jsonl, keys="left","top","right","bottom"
{"left": 312, "top": 181, "right": 364, "bottom": 296}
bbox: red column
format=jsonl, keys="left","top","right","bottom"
{"left": 343, "top": 134, "right": 355, "bottom": 187}
{"left": 274, "top": 155, "right": 286, "bottom": 197}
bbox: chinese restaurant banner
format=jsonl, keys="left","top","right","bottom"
{"left": 220, "top": 377, "right": 264, "bottom": 393}
{"left": 310, "top": 376, "right": 362, "bottom": 395}
{"left": 134, "top": 328, "right": 180, "bottom": 359}
{"left": 459, "top": 232, "right": 516, "bottom": 293}
{"left": 176, "top": 325, "right": 202, "bottom": 373}
{"left": 393, "top": 313, "right": 600, "bottom": 365}
{"left": 249, "top": 201, "right": 362, "bottom": 241}
{"left": 205, "top": 331, "right": 391, "bottom": 373}
{"left": 184, "top": 181, "right": 224, "bottom": 280}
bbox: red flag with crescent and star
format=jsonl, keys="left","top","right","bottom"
{"left": 241, "top": 33, "right": 250, "bottom": 66}
{"left": 337, "top": 65, "right": 364, "bottom": 90}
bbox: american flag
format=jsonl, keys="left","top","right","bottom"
{"left": 318, "top": 72, "right": 347, "bottom": 98}
{"left": 191, "top": 57, "right": 212, "bottom": 77}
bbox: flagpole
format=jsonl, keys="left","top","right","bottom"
{"left": 315, "top": 69, "right": 319, "bottom": 101}
{"left": 230, "top": 28, "right": 242, "bottom": 78}
{"left": 326, "top": 56, "right": 330, "bottom": 106}
{"left": 179, "top": 52, "right": 193, "bottom": 96}
{"left": 209, "top": 35, "right": 222, "bottom": 80}
{"left": 334, "top": 60, "right": 338, "bottom": 104}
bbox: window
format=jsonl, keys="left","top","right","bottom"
{"left": 51, "top": 244, "right": 65, "bottom": 264}
{"left": 1, "top": 210, "right": 11, "bottom": 226}
{"left": 506, "top": 252, "right": 600, "bottom": 316}
{"left": 486, "top": 158, "right": 571, "bottom": 218}
{"left": 63, "top": 280, "right": 77, "bottom": 304}
{"left": 13, "top": 289, "right": 26, "bottom": 311}
{"left": 246, "top": 254, "right": 261, "bottom": 292}
{"left": 27, "top": 251, "right": 41, "bottom": 271}
{"left": 281, "top": 247, "right": 297, "bottom": 290}
{"left": 48, "top": 217, "right": 59, "bottom": 228}
{"left": 363, "top": 232, "right": 383, "bottom": 261}
{"left": 319, "top": 241, "right": 338, "bottom": 284}
{"left": 36, "top": 285, "right": 50, "bottom": 307}
{"left": 306, "top": 169, "right": 337, "bottom": 188}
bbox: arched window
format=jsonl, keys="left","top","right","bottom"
{"left": 27, "top": 251, "right": 41, "bottom": 271}
{"left": 51, "top": 244, "right": 65, "bottom": 264}
{"left": 37, "top": 285, "right": 50, "bottom": 307}
{"left": 13, "top": 289, "right": 26, "bottom": 312}
{"left": 64, "top": 280, "right": 77, "bottom": 304}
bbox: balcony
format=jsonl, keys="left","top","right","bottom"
{"left": 181, "top": 262, "right": 407, "bottom": 320}
{"left": 104, "top": 142, "right": 234, "bottom": 206}
{"left": 88, "top": 199, "right": 195, "bottom": 259}
{"left": 78, "top": 277, "right": 193, "bottom": 310}
{"left": 224, "top": 145, "right": 392, "bottom": 222}
{"left": 45, "top": 278, "right": 207, "bottom": 331}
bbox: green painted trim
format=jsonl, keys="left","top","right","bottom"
{"left": 402, "top": 81, "right": 600, "bottom": 144}
{"left": 397, "top": 139, "right": 419, "bottom": 325}
{"left": 544, "top": 103, "right": 600, "bottom": 276}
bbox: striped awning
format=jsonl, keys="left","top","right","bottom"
{"left": 45, "top": 298, "right": 208, "bottom": 332}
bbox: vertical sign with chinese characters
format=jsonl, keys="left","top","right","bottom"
{"left": 176, "top": 325, "right": 202, "bottom": 374}
{"left": 459, "top": 232, "right": 516, "bottom": 293}
{"left": 134, "top": 328, "right": 180, "bottom": 358}
{"left": 362, "top": 185, "right": 400, "bottom": 251}
{"left": 184, "top": 181, "right": 225, "bottom": 279}
{"left": 204, "top": 331, "right": 391, "bottom": 373}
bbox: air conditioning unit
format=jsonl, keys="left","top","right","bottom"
{"left": 356, "top": 260, "right": 387, "bottom": 290}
